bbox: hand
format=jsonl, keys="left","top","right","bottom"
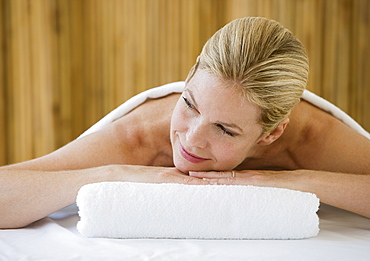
{"left": 188, "top": 169, "right": 301, "bottom": 190}
{"left": 103, "top": 164, "right": 210, "bottom": 186}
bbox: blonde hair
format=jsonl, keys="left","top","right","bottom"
{"left": 186, "top": 17, "right": 309, "bottom": 134}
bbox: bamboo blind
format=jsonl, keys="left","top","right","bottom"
{"left": 0, "top": 0, "right": 369, "bottom": 165}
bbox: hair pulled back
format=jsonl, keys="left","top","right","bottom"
{"left": 186, "top": 17, "right": 309, "bottom": 134}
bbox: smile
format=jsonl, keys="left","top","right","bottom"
{"left": 179, "top": 144, "right": 209, "bottom": 164}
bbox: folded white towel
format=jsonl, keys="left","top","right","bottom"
{"left": 76, "top": 182, "right": 319, "bottom": 240}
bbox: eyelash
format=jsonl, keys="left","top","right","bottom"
{"left": 182, "top": 96, "right": 195, "bottom": 109}
{"left": 216, "top": 124, "right": 235, "bottom": 137}
{"left": 182, "top": 96, "right": 235, "bottom": 137}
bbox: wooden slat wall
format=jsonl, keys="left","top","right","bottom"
{"left": 0, "top": 0, "right": 369, "bottom": 165}
{"left": 0, "top": 0, "right": 5, "bottom": 165}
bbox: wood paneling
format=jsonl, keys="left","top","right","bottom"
{"left": 0, "top": 0, "right": 5, "bottom": 165}
{"left": 0, "top": 0, "right": 369, "bottom": 165}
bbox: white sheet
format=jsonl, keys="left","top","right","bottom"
{"left": 1, "top": 204, "right": 369, "bottom": 260}
{"left": 1, "top": 82, "right": 369, "bottom": 260}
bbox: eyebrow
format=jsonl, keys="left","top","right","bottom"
{"left": 216, "top": 121, "right": 244, "bottom": 133}
{"left": 183, "top": 88, "right": 244, "bottom": 133}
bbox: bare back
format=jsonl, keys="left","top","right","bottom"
{"left": 239, "top": 100, "right": 370, "bottom": 174}
{"left": 286, "top": 101, "right": 370, "bottom": 174}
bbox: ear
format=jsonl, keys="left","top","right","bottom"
{"left": 257, "top": 118, "right": 290, "bottom": 146}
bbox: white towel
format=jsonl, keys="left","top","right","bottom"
{"left": 79, "top": 81, "right": 370, "bottom": 139}
{"left": 76, "top": 182, "right": 319, "bottom": 240}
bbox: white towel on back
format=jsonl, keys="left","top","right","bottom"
{"left": 79, "top": 81, "right": 370, "bottom": 139}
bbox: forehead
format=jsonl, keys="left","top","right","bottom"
{"left": 185, "top": 70, "right": 261, "bottom": 131}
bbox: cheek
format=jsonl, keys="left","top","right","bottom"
{"left": 210, "top": 142, "right": 247, "bottom": 168}
{"left": 171, "top": 106, "right": 186, "bottom": 132}
{"left": 170, "top": 104, "right": 191, "bottom": 142}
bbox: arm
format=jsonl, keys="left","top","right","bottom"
{"left": 189, "top": 169, "right": 370, "bottom": 218}
{"left": 1, "top": 164, "right": 204, "bottom": 229}
{"left": 0, "top": 94, "right": 206, "bottom": 229}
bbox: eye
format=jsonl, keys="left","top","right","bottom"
{"left": 216, "top": 124, "right": 235, "bottom": 137}
{"left": 182, "top": 96, "right": 195, "bottom": 109}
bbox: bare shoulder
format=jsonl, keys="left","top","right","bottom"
{"left": 116, "top": 93, "right": 180, "bottom": 131}
{"left": 110, "top": 93, "right": 180, "bottom": 165}
{"left": 7, "top": 93, "right": 180, "bottom": 171}
{"left": 287, "top": 101, "right": 370, "bottom": 174}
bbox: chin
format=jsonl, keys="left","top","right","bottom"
{"left": 173, "top": 155, "right": 208, "bottom": 174}
{"left": 173, "top": 157, "right": 191, "bottom": 174}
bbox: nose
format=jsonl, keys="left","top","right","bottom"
{"left": 185, "top": 119, "right": 208, "bottom": 149}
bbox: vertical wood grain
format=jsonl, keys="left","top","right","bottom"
{"left": 0, "top": 0, "right": 6, "bottom": 165}
{"left": 352, "top": 0, "right": 370, "bottom": 130}
{"left": 29, "top": 0, "right": 55, "bottom": 158}
{"left": 7, "top": 0, "right": 34, "bottom": 163}
{"left": 0, "top": 0, "right": 369, "bottom": 165}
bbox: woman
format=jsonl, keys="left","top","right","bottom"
{"left": 1, "top": 17, "right": 369, "bottom": 229}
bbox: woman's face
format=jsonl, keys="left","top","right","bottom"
{"left": 170, "top": 69, "right": 264, "bottom": 173}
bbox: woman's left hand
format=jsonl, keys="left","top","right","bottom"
{"left": 189, "top": 169, "right": 302, "bottom": 190}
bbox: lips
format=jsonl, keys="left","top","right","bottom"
{"left": 179, "top": 144, "right": 209, "bottom": 164}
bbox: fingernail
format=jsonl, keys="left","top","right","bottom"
{"left": 189, "top": 171, "right": 198, "bottom": 176}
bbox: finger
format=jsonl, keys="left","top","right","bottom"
{"left": 203, "top": 174, "right": 264, "bottom": 185}
{"left": 189, "top": 171, "right": 234, "bottom": 178}
{"left": 181, "top": 177, "right": 211, "bottom": 185}
{"left": 204, "top": 178, "right": 237, "bottom": 185}
{"left": 167, "top": 172, "right": 211, "bottom": 185}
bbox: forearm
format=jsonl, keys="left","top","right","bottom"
{"left": 0, "top": 166, "right": 112, "bottom": 229}
{"left": 0, "top": 164, "right": 207, "bottom": 229}
{"left": 291, "top": 170, "right": 370, "bottom": 218}
{"left": 190, "top": 169, "right": 370, "bottom": 218}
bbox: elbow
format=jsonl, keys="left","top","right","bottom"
{"left": 0, "top": 217, "right": 35, "bottom": 229}
{"left": 0, "top": 224, "right": 28, "bottom": 230}
{"left": 358, "top": 209, "right": 370, "bottom": 219}
{"left": 0, "top": 207, "right": 40, "bottom": 229}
